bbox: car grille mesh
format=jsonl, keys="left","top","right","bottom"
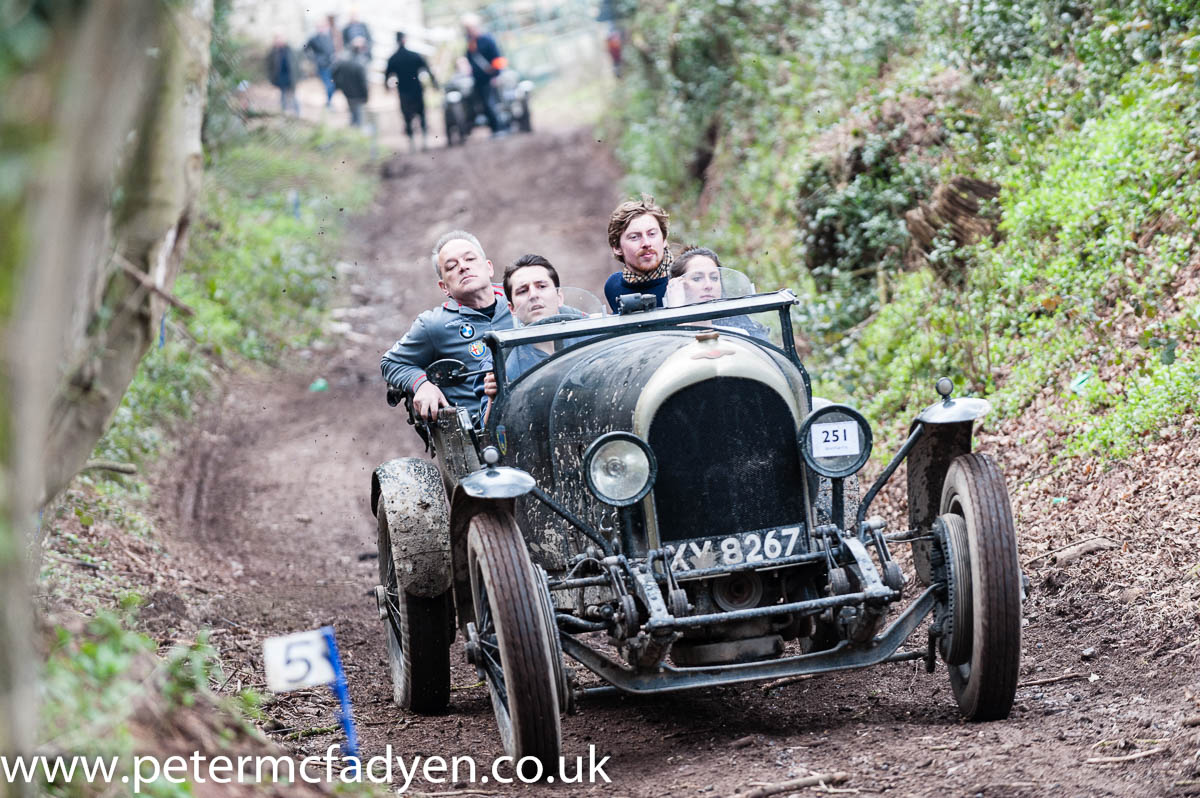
{"left": 648, "top": 377, "right": 806, "bottom": 544}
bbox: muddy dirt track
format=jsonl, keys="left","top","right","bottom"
{"left": 156, "top": 126, "right": 1200, "bottom": 797}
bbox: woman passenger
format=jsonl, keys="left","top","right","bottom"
{"left": 666, "top": 246, "right": 769, "bottom": 339}
{"left": 669, "top": 247, "right": 723, "bottom": 304}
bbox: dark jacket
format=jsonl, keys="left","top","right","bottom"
{"left": 342, "top": 20, "right": 373, "bottom": 54}
{"left": 472, "top": 308, "right": 591, "bottom": 417}
{"left": 466, "top": 33, "right": 502, "bottom": 84}
{"left": 332, "top": 54, "right": 369, "bottom": 101}
{"left": 267, "top": 45, "right": 299, "bottom": 89}
{"left": 603, "top": 272, "right": 668, "bottom": 313}
{"left": 381, "top": 287, "right": 514, "bottom": 409}
{"left": 303, "top": 32, "right": 335, "bottom": 69}
{"left": 385, "top": 47, "right": 437, "bottom": 96}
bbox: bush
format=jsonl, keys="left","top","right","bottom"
{"left": 847, "top": 59, "right": 1200, "bottom": 453}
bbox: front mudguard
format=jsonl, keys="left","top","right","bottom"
{"left": 448, "top": 490, "right": 516, "bottom": 634}
{"left": 371, "top": 457, "right": 451, "bottom": 598}
{"left": 907, "top": 396, "right": 992, "bottom": 584}
{"left": 446, "top": 462, "right": 537, "bottom": 632}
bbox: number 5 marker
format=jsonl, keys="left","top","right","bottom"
{"left": 263, "top": 626, "right": 359, "bottom": 764}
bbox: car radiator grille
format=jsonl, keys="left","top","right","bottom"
{"left": 647, "top": 377, "right": 807, "bottom": 545}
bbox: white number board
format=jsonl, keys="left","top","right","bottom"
{"left": 811, "top": 420, "right": 860, "bottom": 458}
{"left": 263, "top": 629, "right": 336, "bottom": 692}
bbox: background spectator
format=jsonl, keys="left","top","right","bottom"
{"left": 342, "top": 10, "right": 373, "bottom": 59}
{"left": 332, "top": 37, "right": 370, "bottom": 128}
{"left": 266, "top": 34, "right": 300, "bottom": 116}
{"left": 462, "top": 13, "right": 506, "bottom": 135}
{"left": 385, "top": 32, "right": 439, "bottom": 152}
{"left": 303, "top": 21, "right": 336, "bottom": 107}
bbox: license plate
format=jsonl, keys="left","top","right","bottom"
{"left": 669, "top": 525, "right": 804, "bottom": 573}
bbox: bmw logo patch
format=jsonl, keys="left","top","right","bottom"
{"left": 459, "top": 322, "right": 476, "bottom": 339}
{"left": 468, "top": 340, "right": 487, "bottom": 359}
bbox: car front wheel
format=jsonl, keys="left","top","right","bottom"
{"left": 466, "top": 508, "right": 562, "bottom": 771}
{"left": 516, "top": 100, "right": 532, "bottom": 132}
{"left": 938, "top": 453, "right": 1021, "bottom": 721}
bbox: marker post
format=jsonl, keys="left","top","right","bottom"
{"left": 320, "top": 626, "right": 360, "bottom": 765}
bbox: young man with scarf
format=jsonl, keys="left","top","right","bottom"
{"left": 602, "top": 196, "right": 673, "bottom": 312}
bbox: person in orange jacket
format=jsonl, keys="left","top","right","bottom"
{"left": 462, "top": 13, "right": 507, "bottom": 135}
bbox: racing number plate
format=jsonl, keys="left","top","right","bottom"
{"left": 670, "top": 525, "right": 804, "bottom": 573}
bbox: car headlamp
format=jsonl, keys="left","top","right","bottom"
{"left": 583, "top": 432, "right": 656, "bottom": 506}
{"left": 798, "top": 404, "right": 873, "bottom": 478}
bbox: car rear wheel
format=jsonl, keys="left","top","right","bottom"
{"left": 378, "top": 510, "right": 453, "bottom": 713}
{"left": 938, "top": 453, "right": 1021, "bottom": 721}
{"left": 467, "top": 508, "right": 561, "bottom": 770}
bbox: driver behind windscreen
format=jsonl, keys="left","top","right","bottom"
{"left": 478, "top": 255, "right": 586, "bottom": 411}
{"left": 380, "top": 230, "right": 513, "bottom": 421}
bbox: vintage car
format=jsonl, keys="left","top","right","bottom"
{"left": 371, "top": 281, "right": 1022, "bottom": 770}
{"left": 443, "top": 68, "right": 534, "bottom": 145}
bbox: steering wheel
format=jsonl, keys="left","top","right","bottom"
{"left": 527, "top": 312, "right": 584, "bottom": 327}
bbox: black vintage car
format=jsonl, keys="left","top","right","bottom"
{"left": 372, "top": 285, "right": 1022, "bottom": 771}
{"left": 443, "top": 68, "right": 533, "bottom": 145}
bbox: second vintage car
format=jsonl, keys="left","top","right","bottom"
{"left": 443, "top": 68, "right": 534, "bottom": 144}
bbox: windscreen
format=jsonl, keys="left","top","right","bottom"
{"left": 499, "top": 286, "right": 606, "bottom": 366}
{"left": 664, "top": 266, "right": 780, "bottom": 346}
{"left": 558, "top": 287, "right": 607, "bottom": 319}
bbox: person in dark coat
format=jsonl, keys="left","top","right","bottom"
{"left": 462, "top": 13, "right": 506, "bottom": 134}
{"left": 266, "top": 34, "right": 300, "bottom": 116}
{"left": 332, "top": 38, "right": 370, "bottom": 127}
{"left": 303, "top": 22, "right": 336, "bottom": 107}
{"left": 342, "top": 11, "right": 373, "bottom": 58}
{"left": 385, "top": 32, "right": 439, "bottom": 152}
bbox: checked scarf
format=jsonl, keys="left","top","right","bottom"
{"left": 620, "top": 244, "right": 674, "bottom": 285}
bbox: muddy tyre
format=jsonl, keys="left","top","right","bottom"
{"left": 939, "top": 453, "right": 1020, "bottom": 721}
{"left": 378, "top": 510, "right": 452, "bottom": 713}
{"left": 445, "top": 108, "right": 465, "bottom": 146}
{"left": 516, "top": 100, "right": 532, "bottom": 133}
{"left": 467, "top": 509, "right": 561, "bottom": 770}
